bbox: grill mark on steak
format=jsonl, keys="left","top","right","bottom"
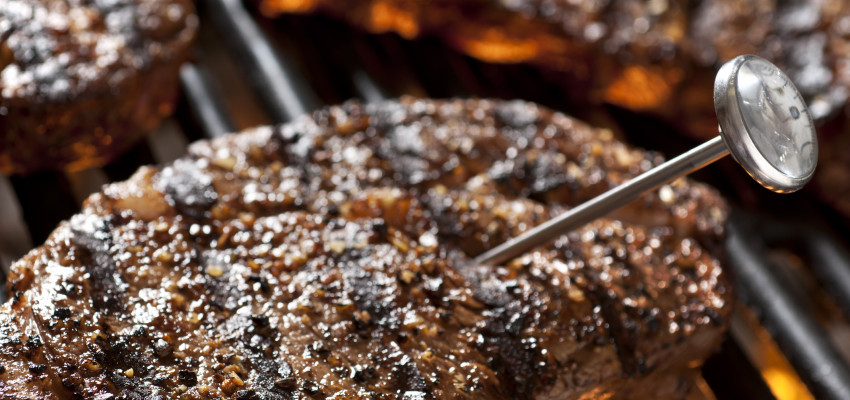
{"left": 70, "top": 214, "right": 126, "bottom": 315}
{"left": 340, "top": 252, "right": 396, "bottom": 329}
{"left": 218, "top": 314, "right": 293, "bottom": 400}
{"left": 390, "top": 354, "right": 429, "bottom": 394}
{"left": 0, "top": 98, "right": 731, "bottom": 399}
{"left": 478, "top": 302, "right": 542, "bottom": 394}
{"left": 584, "top": 282, "right": 642, "bottom": 376}
{"left": 202, "top": 251, "right": 251, "bottom": 313}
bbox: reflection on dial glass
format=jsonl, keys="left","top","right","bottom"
{"left": 736, "top": 58, "right": 815, "bottom": 178}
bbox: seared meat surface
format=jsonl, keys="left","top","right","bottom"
{"left": 0, "top": 98, "right": 731, "bottom": 399}
{"left": 0, "top": 0, "right": 197, "bottom": 174}
{"left": 258, "top": 0, "right": 850, "bottom": 138}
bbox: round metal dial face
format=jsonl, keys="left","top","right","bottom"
{"left": 714, "top": 55, "right": 817, "bottom": 192}
{"left": 737, "top": 58, "right": 815, "bottom": 178}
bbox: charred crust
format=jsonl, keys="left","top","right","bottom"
{"left": 25, "top": 334, "right": 40, "bottom": 349}
{"left": 0, "top": 98, "right": 731, "bottom": 399}
{"left": 52, "top": 307, "right": 71, "bottom": 320}
{"left": 27, "top": 363, "right": 46, "bottom": 374}
{"left": 178, "top": 370, "right": 198, "bottom": 386}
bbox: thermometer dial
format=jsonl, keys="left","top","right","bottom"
{"left": 714, "top": 55, "right": 817, "bottom": 193}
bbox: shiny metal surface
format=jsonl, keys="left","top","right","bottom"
{"left": 715, "top": 55, "right": 817, "bottom": 193}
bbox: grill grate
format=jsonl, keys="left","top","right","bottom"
{"left": 727, "top": 214, "right": 850, "bottom": 399}
{"left": 3, "top": 1, "right": 850, "bottom": 398}
{"left": 179, "top": 64, "right": 235, "bottom": 138}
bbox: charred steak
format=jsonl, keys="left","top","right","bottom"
{"left": 0, "top": 98, "right": 731, "bottom": 399}
{"left": 0, "top": 0, "right": 197, "bottom": 174}
{"left": 257, "top": 0, "right": 850, "bottom": 138}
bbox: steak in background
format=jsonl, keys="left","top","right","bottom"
{"left": 814, "top": 116, "right": 850, "bottom": 219}
{"left": 0, "top": 98, "right": 731, "bottom": 399}
{"left": 257, "top": 0, "right": 850, "bottom": 139}
{"left": 0, "top": 0, "right": 198, "bottom": 175}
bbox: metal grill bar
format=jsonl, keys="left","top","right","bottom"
{"left": 350, "top": 69, "right": 388, "bottom": 104}
{"left": 806, "top": 234, "right": 850, "bottom": 319}
{"left": 180, "top": 63, "right": 236, "bottom": 138}
{"left": 206, "top": 0, "right": 320, "bottom": 122}
{"left": 0, "top": 175, "right": 31, "bottom": 302}
{"left": 146, "top": 120, "right": 189, "bottom": 164}
{"left": 754, "top": 214, "right": 850, "bottom": 321}
{"left": 727, "top": 212, "right": 850, "bottom": 400}
{"left": 180, "top": 67, "right": 236, "bottom": 139}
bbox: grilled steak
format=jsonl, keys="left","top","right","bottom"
{"left": 0, "top": 0, "right": 198, "bottom": 174}
{"left": 0, "top": 98, "right": 731, "bottom": 399}
{"left": 257, "top": 0, "right": 850, "bottom": 138}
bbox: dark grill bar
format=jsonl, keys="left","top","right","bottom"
{"left": 754, "top": 211, "right": 850, "bottom": 321}
{"left": 180, "top": 64, "right": 236, "bottom": 138}
{"left": 0, "top": 175, "right": 30, "bottom": 303}
{"left": 807, "top": 234, "right": 850, "bottom": 319}
{"left": 727, "top": 213, "right": 850, "bottom": 400}
{"left": 207, "top": 0, "right": 321, "bottom": 122}
{"left": 4, "top": 2, "right": 850, "bottom": 399}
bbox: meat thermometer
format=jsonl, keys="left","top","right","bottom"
{"left": 476, "top": 55, "right": 818, "bottom": 266}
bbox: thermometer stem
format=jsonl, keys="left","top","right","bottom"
{"left": 475, "top": 135, "right": 730, "bottom": 266}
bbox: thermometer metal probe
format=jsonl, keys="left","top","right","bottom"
{"left": 475, "top": 55, "right": 818, "bottom": 267}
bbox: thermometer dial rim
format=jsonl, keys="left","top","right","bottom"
{"left": 713, "top": 54, "right": 817, "bottom": 193}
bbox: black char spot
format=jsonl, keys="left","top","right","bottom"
{"left": 53, "top": 307, "right": 71, "bottom": 320}
{"left": 159, "top": 159, "right": 217, "bottom": 219}
{"left": 70, "top": 214, "right": 126, "bottom": 314}
{"left": 391, "top": 355, "right": 428, "bottom": 393}
{"left": 178, "top": 370, "right": 197, "bottom": 386}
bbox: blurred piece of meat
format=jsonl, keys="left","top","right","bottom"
{"left": 0, "top": 0, "right": 198, "bottom": 175}
{"left": 689, "top": 0, "right": 850, "bottom": 136}
{"left": 257, "top": 0, "right": 850, "bottom": 138}
{"left": 813, "top": 116, "right": 850, "bottom": 218}
{"left": 0, "top": 98, "right": 731, "bottom": 399}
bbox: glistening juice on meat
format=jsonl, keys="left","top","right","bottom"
{"left": 0, "top": 98, "right": 731, "bottom": 399}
